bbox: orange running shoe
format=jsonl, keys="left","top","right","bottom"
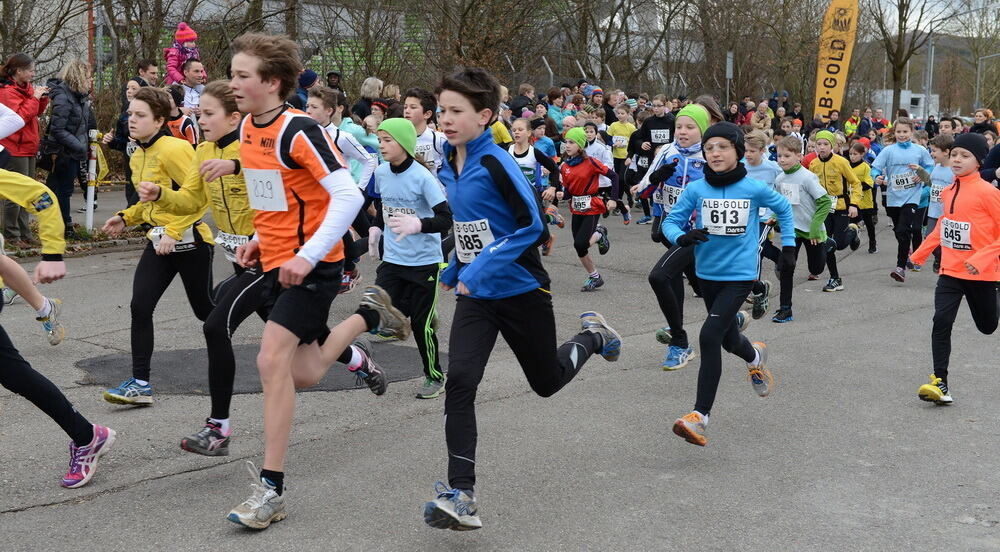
{"left": 545, "top": 205, "right": 565, "bottom": 228}
{"left": 672, "top": 411, "right": 708, "bottom": 446}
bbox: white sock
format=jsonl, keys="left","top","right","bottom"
{"left": 750, "top": 348, "right": 761, "bottom": 367}
{"left": 209, "top": 417, "right": 231, "bottom": 435}
{"left": 135, "top": 379, "right": 149, "bottom": 386}
{"left": 36, "top": 298, "right": 52, "bottom": 319}
{"left": 589, "top": 271, "right": 600, "bottom": 279}
{"left": 347, "top": 345, "right": 363, "bottom": 370}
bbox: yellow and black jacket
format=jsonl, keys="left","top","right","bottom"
{"left": 119, "top": 131, "right": 213, "bottom": 245}
{"left": 809, "top": 153, "right": 862, "bottom": 212}
{"left": 0, "top": 169, "right": 66, "bottom": 257}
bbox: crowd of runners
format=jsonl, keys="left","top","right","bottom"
{"left": 0, "top": 22, "right": 998, "bottom": 533}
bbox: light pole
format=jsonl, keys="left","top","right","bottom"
{"left": 925, "top": 3, "right": 1000, "bottom": 118}
{"left": 975, "top": 52, "right": 1000, "bottom": 109}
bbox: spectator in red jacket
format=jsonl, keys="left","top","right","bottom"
{"left": 0, "top": 53, "right": 47, "bottom": 246}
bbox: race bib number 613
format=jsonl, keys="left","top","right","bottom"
{"left": 701, "top": 198, "right": 751, "bottom": 235}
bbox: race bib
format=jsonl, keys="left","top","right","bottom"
{"left": 827, "top": 194, "right": 837, "bottom": 213}
{"left": 148, "top": 226, "right": 196, "bottom": 250}
{"left": 650, "top": 129, "right": 670, "bottom": 143}
{"left": 779, "top": 182, "right": 800, "bottom": 205}
{"left": 244, "top": 169, "right": 288, "bottom": 211}
{"left": 701, "top": 198, "right": 751, "bottom": 235}
{"left": 216, "top": 231, "right": 249, "bottom": 262}
{"left": 518, "top": 164, "right": 535, "bottom": 183}
{"left": 940, "top": 218, "right": 972, "bottom": 250}
{"left": 637, "top": 157, "right": 650, "bottom": 168}
{"left": 890, "top": 171, "right": 918, "bottom": 192}
{"left": 655, "top": 185, "right": 684, "bottom": 211}
{"left": 572, "top": 195, "right": 593, "bottom": 211}
{"left": 612, "top": 135, "right": 627, "bottom": 148}
{"left": 454, "top": 219, "right": 495, "bottom": 263}
{"left": 930, "top": 183, "right": 944, "bottom": 203}
{"left": 414, "top": 143, "right": 432, "bottom": 159}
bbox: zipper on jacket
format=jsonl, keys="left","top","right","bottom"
{"left": 949, "top": 179, "right": 960, "bottom": 214}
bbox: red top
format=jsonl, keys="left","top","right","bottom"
{"left": 560, "top": 157, "right": 612, "bottom": 215}
{"left": 0, "top": 81, "right": 49, "bottom": 156}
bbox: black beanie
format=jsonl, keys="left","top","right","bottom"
{"left": 952, "top": 132, "right": 989, "bottom": 165}
{"left": 530, "top": 118, "right": 546, "bottom": 130}
{"left": 702, "top": 122, "right": 745, "bottom": 159}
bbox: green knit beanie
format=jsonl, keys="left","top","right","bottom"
{"left": 565, "top": 127, "right": 587, "bottom": 150}
{"left": 815, "top": 130, "right": 836, "bottom": 146}
{"left": 676, "top": 104, "right": 710, "bottom": 135}
{"left": 377, "top": 118, "right": 417, "bottom": 157}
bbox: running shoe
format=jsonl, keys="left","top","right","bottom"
{"left": 654, "top": 326, "right": 672, "bottom": 344}
{"left": 416, "top": 376, "right": 445, "bottom": 399}
{"left": 180, "top": 419, "right": 231, "bottom": 456}
{"left": 350, "top": 340, "right": 387, "bottom": 396}
{"left": 622, "top": 209, "right": 631, "bottom": 225}
{"left": 848, "top": 223, "right": 861, "bottom": 251}
{"left": 868, "top": 245, "right": 878, "bottom": 254}
{"left": 545, "top": 205, "right": 565, "bottom": 228}
{"left": 747, "top": 342, "right": 772, "bottom": 397}
{"left": 103, "top": 377, "right": 153, "bottom": 405}
{"left": 772, "top": 307, "right": 793, "bottom": 323}
{"left": 423, "top": 482, "right": 482, "bottom": 531}
{"left": 662, "top": 345, "right": 695, "bottom": 371}
{"left": 912, "top": 264, "right": 922, "bottom": 272}
{"left": 807, "top": 274, "right": 819, "bottom": 281}
{"left": 890, "top": 267, "right": 906, "bottom": 282}
{"left": 581, "top": 274, "right": 605, "bottom": 292}
{"left": 672, "top": 411, "right": 708, "bottom": 447}
{"left": 359, "top": 284, "right": 411, "bottom": 341}
{"left": 370, "top": 329, "right": 399, "bottom": 343}
{"left": 227, "top": 461, "right": 286, "bottom": 529}
{"left": 596, "top": 225, "right": 610, "bottom": 255}
{"left": 636, "top": 215, "right": 652, "bottom": 225}
{"left": 906, "top": 259, "right": 915, "bottom": 270}
{"left": 918, "top": 375, "right": 953, "bottom": 405}
{"left": 750, "top": 281, "right": 770, "bottom": 319}
{"left": 822, "top": 278, "right": 844, "bottom": 292}
{"left": 61, "top": 424, "right": 116, "bottom": 488}
{"left": 736, "top": 310, "right": 750, "bottom": 332}
{"left": 37, "top": 297, "right": 65, "bottom": 346}
{"left": 541, "top": 233, "right": 556, "bottom": 256}
{"left": 579, "top": 311, "right": 622, "bottom": 362}
{"left": 2, "top": 287, "right": 17, "bottom": 305}
{"left": 339, "top": 269, "right": 361, "bottom": 294}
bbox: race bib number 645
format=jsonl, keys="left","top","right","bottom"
{"left": 701, "top": 198, "right": 751, "bottom": 235}
{"left": 940, "top": 218, "right": 972, "bottom": 250}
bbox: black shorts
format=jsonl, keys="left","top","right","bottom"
{"left": 267, "top": 260, "right": 343, "bottom": 344}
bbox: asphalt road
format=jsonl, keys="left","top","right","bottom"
{"left": 1, "top": 194, "right": 998, "bottom": 551}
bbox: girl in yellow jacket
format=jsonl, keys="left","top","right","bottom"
{"left": 848, "top": 141, "right": 877, "bottom": 253}
{"left": 809, "top": 130, "right": 863, "bottom": 291}
{"left": 138, "top": 81, "right": 265, "bottom": 454}
{"left": 101, "top": 86, "right": 214, "bottom": 406}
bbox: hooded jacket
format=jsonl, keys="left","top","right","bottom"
{"left": 911, "top": 171, "right": 1000, "bottom": 280}
{"left": 0, "top": 78, "right": 48, "bottom": 156}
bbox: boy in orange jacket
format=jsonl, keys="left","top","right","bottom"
{"left": 910, "top": 133, "right": 1000, "bottom": 405}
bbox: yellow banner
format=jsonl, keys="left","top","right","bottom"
{"left": 813, "top": 0, "right": 859, "bottom": 121}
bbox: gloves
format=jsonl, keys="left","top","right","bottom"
{"left": 778, "top": 245, "right": 796, "bottom": 273}
{"left": 648, "top": 159, "right": 679, "bottom": 186}
{"left": 675, "top": 228, "right": 710, "bottom": 247}
{"left": 368, "top": 227, "right": 382, "bottom": 259}
{"left": 387, "top": 214, "right": 422, "bottom": 242}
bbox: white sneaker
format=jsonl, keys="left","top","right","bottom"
{"left": 227, "top": 461, "right": 287, "bottom": 529}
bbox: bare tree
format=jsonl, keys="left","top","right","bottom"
{"left": 0, "top": 0, "right": 90, "bottom": 66}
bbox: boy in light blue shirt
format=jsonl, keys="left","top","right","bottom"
{"left": 373, "top": 118, "right": 453, "bottom": 399}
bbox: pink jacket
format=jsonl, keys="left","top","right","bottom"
{"left": 164, "top": 45, "right": 204, "bottom": 85}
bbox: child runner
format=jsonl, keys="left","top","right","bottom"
{"left": 166, "top": 84, "right": 199, "bottom": 146}
{"left": 925, "top": 134, "right": 954, "bottom": 272}
{"left": 809, "top": 130, "right": 862, "bottom": 291}
{"left": 101, "top": 87, "right": 213, "bottom": 406}
{"left": 214, "top": 33, "right": 410, "bottom": 529}
{"left": 403, "top": 87, "right": 448, "bottom": 174}
{"left": 608, "top": 105, "right": 637, "bottom": 208}
{"left": 583, "top": 122, "right": 625, "bottom": 223}
{"left": 771, "top": 136, "right": 833, "bottom": 322}
{"left": 664, "top": 122, "right": 795, "bottom": 447}
{"left": 743, "top": 130, "right": 782, "bottom": 318}
{"left": 632, "top": 104, "right": 711, "bottom": 370}
{"left": 629, "top": 110, "right": 654, "bottom": 224}
{"left": 371, "top": 118, "right": 453, "bottom": 399}
{"left": 559, "top": 126, "right": 618, "bottom": 291}
{"left": 847, "top": 141, "right": 877, "bottom": 253}
{"left": 638, "top": 94, "right": 675, "bottom": 155}
{"left": 0, "top": 168, "right": 115, "bottom": 487}
{"left": 872, "top": 117, "right": 935, "bottom": 282}
{"left": 910, "top": 132, "right": 1000, "bottom": 405}
{"left": 507, "top": 118, "right": 563, "bottom": 255}
{"left": 422, "top": 67, "right": 622, "bottom": 531}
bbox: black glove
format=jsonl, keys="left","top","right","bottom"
{"left": 648, "top": 159, "right": 679, "bottom": 186}
{"left": 675, "top": 228, "right": 710, "bottom": 247}
{"left": 778, "top": 245, "right": 797, "bottom": 273}
{"left": 0, "top": 148, "right": 10, "bottom": 170}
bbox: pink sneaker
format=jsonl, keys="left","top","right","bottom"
{"left": 61, "top": 424, "right": 116, "bottom": 488}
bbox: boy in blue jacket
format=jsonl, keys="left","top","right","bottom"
{"left": 422, "top": 67, "right": 623, "bottom": 531}
{"left": 663, "top": 122, "right": 796, "bottom": 447}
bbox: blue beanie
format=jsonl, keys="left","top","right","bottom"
{"left": 298, "top": 70, "right": 318, "bottom": 89}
